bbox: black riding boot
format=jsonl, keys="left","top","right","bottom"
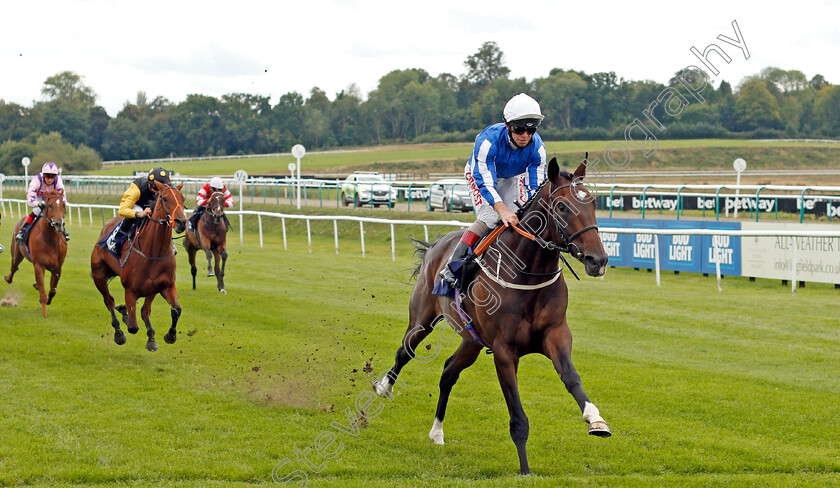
{"left": 439, "top": 241, "right": 471, "bottom": 288}
{"left": 63, "top": 230, "right": 70, "bottom": 241}
{"left": 15, "top": 221, "right": 32, "bottom": 243}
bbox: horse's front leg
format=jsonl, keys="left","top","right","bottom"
{"left": 46, "top": 268, "right": 61, "bottom": 305}
{"left": 214, "top": 249, "right": 226, "bottom": 294}
{"left": 4, "top": 241, "right": 23, "bottom": 284}
{"left": 122, "top": 291, "right": 140, "bottom": 335}
{"left": 91, "top": 263, "right": 124, "bottom": 345}
{"left": 160, "top": 283, "right": 181, "bottom": 344}
{"left": 204, "top": 247, "right": 214, "bottom": 277}
{"left": 543, "top": 323, "right": 611, "bottom": 437}
{"left": 140, "top": 295, "right": 157, "bottom": 352}
{"left": 33, "top": 263, "right": 48, "bottom": 318}
{"left": 493, "top": 346, "right": 530, "bottom": 475}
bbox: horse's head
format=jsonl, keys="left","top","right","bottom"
{"left": 209, "top": 191, "right": 226, "bottom": 219}
{"left": 43, "top": 189, "right": 67, "bottom": 235}
{"left": 152, "top": 182, "right": 187, "bottom": 233}
{"left": 538, "top": 157, "right": 608, "bottom": 277}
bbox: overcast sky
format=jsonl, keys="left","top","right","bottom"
{"left": 3, "top": 0, "right": 837, "bottom": 117}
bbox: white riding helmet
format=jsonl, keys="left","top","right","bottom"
{"left": 210, "top": 176, "right": 224, "bottom": 190}
{"left": 503, "top": 93, "right": 545, "bottom": 127}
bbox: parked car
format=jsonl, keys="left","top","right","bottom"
{"left": 340, "top": 172, "right": 397, "bottom": 207}
{"left": 429, "top": 178, "right": 474, "bottom": 212}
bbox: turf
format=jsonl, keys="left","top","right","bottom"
{"left": 0, "top": 219, "right": 838, "bottom": 487}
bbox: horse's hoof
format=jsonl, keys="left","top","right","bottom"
{"left": 32, "top": 282, "right": 38, "bottom": 290}
{"left": 207, "top": 272, "right": 215, "bottom": 277}
{"left": 588, "top": 420, "right": 612, "bottom": 437}
{"left": 164, "top": 331, "right": 176, "bottom": 344}
{"left": 373, "top": 379, "right": 393, "bottom": 398}
{"left": 146, "top": 341, "right": 158, "bottom": 352}
{"left": 428, "top": 430, "right": 444, "bottom": 445}
{"left": 219, "top": 288, "right": 227, "bottom": 294}
{"left": 127, "top": 326, "right": 139, "bottom": 335}
{"left": 114, "top": 330, "right": 126, "bottom": 345}
{"left": 3, "top": 275, "right": 11, "bottom": 284}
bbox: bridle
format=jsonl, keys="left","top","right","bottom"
{"left": 476, "top": 177, "right": 598, "bottom": 288}
{"left": 205, "top": 192, "right": 225, "bottom": 223}
{"left": 146, "top": 185, "right": 183, "bottom": 228}
{"left": 42, "top": 194, "right": 66, "bottom": 237}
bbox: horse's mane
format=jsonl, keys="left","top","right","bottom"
{"left": 515, "top": 170, "right": 574, "bottom": 217}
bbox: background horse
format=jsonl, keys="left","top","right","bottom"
{"left": 185, "top": 191, "right": 229, "bottom": 293}
{"left": 4, "top": 190, "right": 68, "bottom": 318}
{"left": 90, "top": 183, "right": 187, "bottom": 351}
{"left": 373, "top": 157, "right": 610, "bottom": 475}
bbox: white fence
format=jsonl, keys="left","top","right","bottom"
{"left": 4, "top": 198, "right": 839, "bottom": 295}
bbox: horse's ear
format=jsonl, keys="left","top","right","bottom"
{"left": 547, "top": 157, "right": 559, "bottom": 182}
{"left": 574, "top": 153, "right": 588, "bottom": 179}
{"left": 177, "top": 182, "right": 184, "bottom": 191}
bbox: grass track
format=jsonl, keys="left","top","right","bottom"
{"left": 0, "top": 222, "right": 838, "bottom": 487}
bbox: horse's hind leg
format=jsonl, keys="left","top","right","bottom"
{"left": 4, "top": 242, "right": 24, "bottom": 284}
{"left": 140, "top": 295, "right": 157, "bottom": 352}
{"left": 187, "top": 245, "right": 198, "bottom": 290}
{"left": 373, "top": 295, "right": 441, "bottom": 398}
{"left": 160, "top": 283, "right": 181, "bottom": 345}
{"left": 91, "top": 267, "right": 124, "bottom": 345}
{"left": 543, "top": 323, "right": 611, "bottom": 437}
{"left": 429, "top": 339, "right": 483, "bottom": 445}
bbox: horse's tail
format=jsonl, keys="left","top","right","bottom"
{"left": 410, "top": 238, "right": 432, "bottom": 280}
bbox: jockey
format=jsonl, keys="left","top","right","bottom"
{"left": 100, "top": 167, "right": 174, "bottom": 256}
{"left": 16, "top": 162, "right": 70, "bottom": 243}
{"left": 188, "top": 176, "right": 233, "bottom": 231}
{"left": 440, "top": 93, "right": 547, "bottom": 287}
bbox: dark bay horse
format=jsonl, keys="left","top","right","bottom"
{"left": 373, "top": 157, "right": 611, "bottom": 475}
{"left": 4, "top": 190, "right": 68, "bottom": 318}
{"left": 185, "top": 191, "right": 229, "bottom": 293}
{"left": 90, "top": 183, "right": 187, "bottom": 351}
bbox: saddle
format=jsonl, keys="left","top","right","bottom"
{"left": 431, "top": 227, "right": 504, "bottom": 298}
{"left": 97, "top": 219, "right": 140, "bottom": 261}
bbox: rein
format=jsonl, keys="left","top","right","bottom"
{"left": 471, "top": 179, "right": 598, "bottom": 288}
{"left": 122, "top": 186, "right": 181, "bottom": 265}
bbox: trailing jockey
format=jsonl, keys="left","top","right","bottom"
{"left": 188, "top": 176, "right": 234, "bottom": 233}
{"left": 16, "top": 162, "right": 70, "bottom": 244}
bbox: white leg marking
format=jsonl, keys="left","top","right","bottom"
{"left": 429, "top": 418, "right": 445, "bottom": 445}
{"left": 583, "top": 402, "right": 604, "bottom": 424}
{"left": 373, "top": 374, "right": 393, "bottom": 398}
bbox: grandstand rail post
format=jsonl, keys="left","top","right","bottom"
{"left": 360, "top": 221, "right": 366, "bottom": 258}
{"left": 424, "top": 225, "right": 429, "bottom": 243}
{"left": 306, "top": 219, "right": 312, "bottom": 254}
{"left": 755, "top": 187, "right": 766, "bottom": 222}
{"left": 407, "top": 183, "right": 414, "bottom": 212}
{"left": 281, "top": 217, "right": 287, "bottom": 250}
{"left": 609, "top": 185, "right": 617, "bottom": 218}
{"left": 714, "top": 186, "right": 727, "bottom": 221}
{"left": 258, "top": 215, "right": 263, "bottom": 248}
{"left": 641, "top": 185, "right": 652, "bottom": 220}
{"left": 88, "top": 207, "right": 92, "bottom": 226}
{"left": 333, "top": 220, "right": 339, "bottom": 255}
{"left": 390, "top": 224, "right": 395, "bottom": 260}
{"left": 239, "top": 183, "right": 244, "bottom": 245}
{"left": 791, "top": 238, "right": 797, "bottom": 296}
{"left": 654, "top": 234, "right": 661, "bottom": 287}
{"left": 799, "top": 188, "right": 811, "bottom": 223}
{"left": 676, "top": 186, "right": 686, "bottom": 220}
{"left": 714, "top": 242, "right": 722, "bottom": 292}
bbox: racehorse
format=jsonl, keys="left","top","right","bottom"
{"left": 373, "top": 157, "right": 611, "bottom": 475}
{"left": 4, "top": 190, "right": 68, "bottom": 318}
{"left": 90, "top": 183, "right": 187, "bottom": 351}
{"left": 185, "top": 191, "right": 229, "bottom": 293}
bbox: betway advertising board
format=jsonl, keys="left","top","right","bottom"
{"left": 741, "top": 222, "right": 840, "bottom": 284}
{"left": 601, "top": 194, "right": 838, "bottom": 217}
{"left": 598, "top": 218, "right": 741, "bottom": 275}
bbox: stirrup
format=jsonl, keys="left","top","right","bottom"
{"left": 439, "top": 267, "right": 460, "bottom": 288}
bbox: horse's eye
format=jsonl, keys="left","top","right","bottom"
{"left": 555, "top": 202, "right": 568, "bottom": 213}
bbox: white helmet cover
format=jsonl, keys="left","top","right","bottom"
{"left": 210, "top": 176, "right": 224, "bottom": 189}
{"left": 503, "top": 93, "right": 545, "bottom": 125}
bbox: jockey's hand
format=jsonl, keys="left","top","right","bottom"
{"left": 38, "top": 202, "right": 46, "bottom": 209}
{"left": 494, "top": 202, "right": 519, "bottom": 227}
{"left": 136, "top": 208, "right": 151, "bottom": 219}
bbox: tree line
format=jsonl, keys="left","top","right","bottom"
{"left": 0, "top": 42, "right": 837, "bottom": 174}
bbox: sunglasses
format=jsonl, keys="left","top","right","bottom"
{"left": 511, "top": 126, "right": 537, "bottom": 135}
